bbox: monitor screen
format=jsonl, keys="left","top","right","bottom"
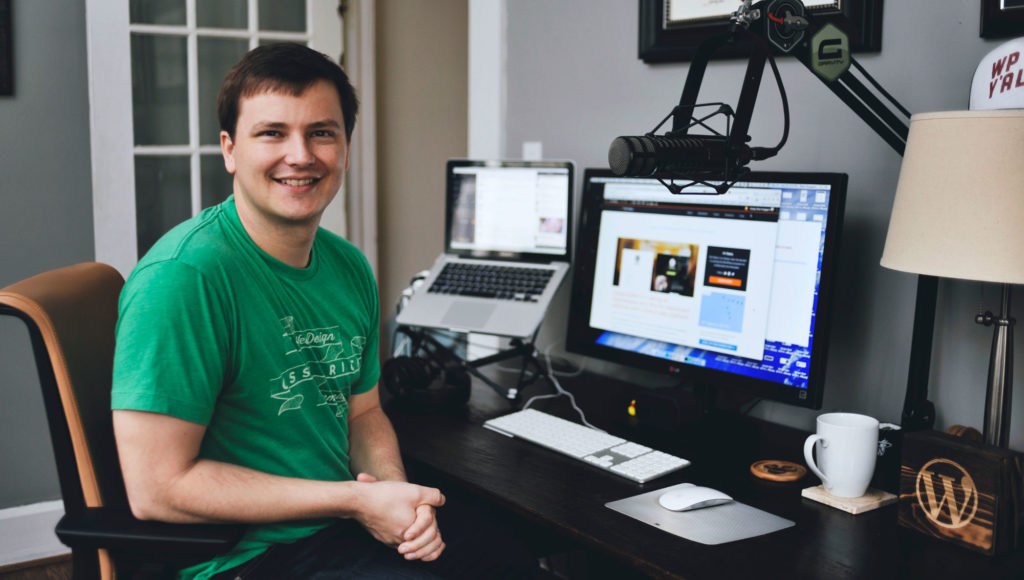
{"left": 566, "top": 169, "right": 847, "bottom": 409}
{"left": 445, "top": 160, "right": 573, "bottom": 260}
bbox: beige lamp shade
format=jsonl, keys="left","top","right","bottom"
{"left": 881, "top": 110, "right": 1024, "bottom": 284}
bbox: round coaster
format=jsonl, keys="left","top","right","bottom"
{"left": 750, "top": 459, "right": 807, "bottom": 482}
{"left": 946, "top": 424, "right": 983, "bottom": 442}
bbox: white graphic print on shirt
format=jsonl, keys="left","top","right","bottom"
{"left": 271, "top": 316, "right": 366, "bottom": 417}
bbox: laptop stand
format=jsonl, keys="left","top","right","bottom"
{"left": 394, "top": 324, "right": 546, "bottom": 403}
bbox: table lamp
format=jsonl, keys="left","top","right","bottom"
{"left": 881, "top": 110, "right": 1024, "bottom": 448}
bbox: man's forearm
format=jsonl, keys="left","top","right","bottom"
{"left": 115, "top": 409, "right": 375, "bottom": 525}
{"left": 124, "top": 413, "right": 411, "bottom": 525}
{"left": 127, "top": 451, "right": 445, "bottom": 553}
{"left": 114, "top": 398, "right": 433, "bottom": 550}
{"left": 133, "top": 457, "right": 363, "bottom": 524}
{"left": 348, "top": 405, "right": 406, "bottom": 482}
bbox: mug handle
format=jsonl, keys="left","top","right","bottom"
{"left": 803, "top": 434, "right": 829, "bottom": 487}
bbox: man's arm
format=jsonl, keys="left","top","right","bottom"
{"left": 113, "top": 408, "right": 443, "bottom": 548}
{"left": 347, "top": 386, "right": 446, "bottom": 561}
{"left": 347, "top": 385, "right": 406, "bottom": 481}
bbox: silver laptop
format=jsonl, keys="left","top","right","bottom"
{"left": 395, "top": 159, "right": 574, "bottom": 339}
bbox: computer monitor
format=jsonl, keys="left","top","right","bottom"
{"left": 566, "top": 169, "right": 847, "bottom": 409}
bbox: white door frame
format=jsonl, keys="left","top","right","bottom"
{"left": 85, "top": 0, "right": 135, "bottom": 278}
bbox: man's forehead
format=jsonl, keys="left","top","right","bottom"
{"left": 242, "top": 79, "right": 338, "bottom": 100}
{"left": 236, "top": 82, "right": 344, "bottom": 121}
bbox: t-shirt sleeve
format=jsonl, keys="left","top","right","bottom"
{"left": 111, "top": 260, "right": 231, "bottom": 425}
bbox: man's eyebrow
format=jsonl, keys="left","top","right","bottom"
{"left": 249, "top": 119, "right": 342, "bottom": 131}
{"left": 308, "top": 119, "right": 343, "bottom": 129}
{"left": 250, "top": 121, "right": 287, "bottom": 132}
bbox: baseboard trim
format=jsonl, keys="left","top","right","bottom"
{"left": 0, "top": 501, "right": 69, "bottom": 568}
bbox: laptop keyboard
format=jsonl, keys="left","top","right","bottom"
{"left": 427, "top": 263, "right": 554, "bottom": 302}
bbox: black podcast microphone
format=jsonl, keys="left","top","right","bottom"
{"left": 608, "top": 134, "right": 753, "bottom": 177}
{"left": 608, "top": 133, "right": 781, "bottom": 178}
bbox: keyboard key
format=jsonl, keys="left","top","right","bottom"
{"left": 611, "top": 442, "right": 652, "bottom": 458}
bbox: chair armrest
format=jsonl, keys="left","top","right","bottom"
{"left": 56, "top": 507, "right": 246, "bottom": 559}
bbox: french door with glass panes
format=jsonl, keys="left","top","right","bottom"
{"left": 86, "top": 0, "right": 345, "bottom": 277}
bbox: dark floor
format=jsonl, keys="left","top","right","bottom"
{"left": 0, "top": 555, "right": 72, "bottom": 580}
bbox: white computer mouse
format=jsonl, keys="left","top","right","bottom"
{"left": 657, "top": 483, "right": 733, "bottom": 512}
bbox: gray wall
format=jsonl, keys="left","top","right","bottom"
{"left": 505, "top": 0, "right": 1024, "bottom": 444}
{"left": 0, "top": 2, "right": 94, "bottom": 507}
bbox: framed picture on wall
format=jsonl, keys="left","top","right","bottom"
{"left": 663, "top": 0, "right": 741, "bottom": 24}
{"left": 981, "top": 0, "right": 1024, "bottom": 38}
{"left": 0, "top": 0, "right": 11, "bottom": 96}
{"left": 638, "top": 0, "right": 884, "bottom": 63}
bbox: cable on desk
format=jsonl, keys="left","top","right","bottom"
{"left": 390, "top": 270, "right": 433, "bottom": 357}
{"left": 521, "top": 345, "right": 603, "bottom": 431}
{"left": 392, "top": 332, "right": 411, "bottom": 358}
{"left": 493, "top": 343, "right": 587, "bottom": 379}
{"left": 545, "top": 344, "right": 587, "bottom": 378}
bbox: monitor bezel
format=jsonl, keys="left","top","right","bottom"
{"left": 565, "top": 168, "right": 848, "bottom": 410}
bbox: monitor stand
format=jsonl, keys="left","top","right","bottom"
{"left": 616, "top": 379, "right": 717, "bottom": 434}
{"left": 618, "top": 378, "right": 773, "bottom": 440}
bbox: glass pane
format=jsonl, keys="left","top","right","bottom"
{"left": 198, "top": 37, "right": 250, "bottom": 145}
{"left": 132, "top": 34, "right": 188, "bottom": 146}
{"left": 130, "top": 0, "right": 185, "bottom": 25}
{"left": 197, "top": 0, "right": 248, "bottom": 29}
{"left": 201, "top": 154, "right": 234, "bottom": 208}
{"left": 259, "top": 0, "right": 306, "bottom": 32}
{"left": 135, "top": 156, "right": 191, "bottom": 257}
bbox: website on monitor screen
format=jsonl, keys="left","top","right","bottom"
{"left": 585, "top": 176, "right": 833, "bottom": 390}
{"left": 589, "top": 182, "right": 781, "bottom": 360}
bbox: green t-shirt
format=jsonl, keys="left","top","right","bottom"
{"left": 111, "top": 196, "right": 380, "bottom": 579}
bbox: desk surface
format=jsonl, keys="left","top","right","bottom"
{"left": 386, "top": 371, "right": 1024, "bottom": 579}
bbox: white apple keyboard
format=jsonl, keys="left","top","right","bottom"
{"left": 483, "top": 408, "right": 690, "bottom": 483}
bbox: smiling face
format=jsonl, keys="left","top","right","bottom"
{"left": 220, "top": 79, "right": 350, "bottom": 232}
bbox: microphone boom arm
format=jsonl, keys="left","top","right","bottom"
{"left": 674, "top": 1, "right": 908, "bottom": 158}
{"left": 753, "top": 0, "right": 909, "bottom": 153}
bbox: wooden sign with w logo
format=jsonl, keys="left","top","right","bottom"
{"left": 898, "top": 430, "right": 1024, "bottom": 555}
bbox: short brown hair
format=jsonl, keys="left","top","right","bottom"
{"left": 217, "top": 43, "right": 358, "bottom": 141}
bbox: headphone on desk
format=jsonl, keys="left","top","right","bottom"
{"left": 387, "top": 270, "right": 471, "bottom": 410}
{"left": 381, "top": 354, "right": 471, "bottom": 411}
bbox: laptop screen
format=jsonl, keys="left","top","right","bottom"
{"left": 445, "top": 159, "right": 574, "bottom": 262}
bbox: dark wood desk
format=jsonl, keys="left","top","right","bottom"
{"left": 386, "top": 373, "right": 1024, "bottom": 579}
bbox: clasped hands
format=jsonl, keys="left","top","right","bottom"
{"left": 353, "top": 472, "right": 447, "bottom": 562}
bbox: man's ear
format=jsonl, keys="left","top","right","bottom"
{"left": 220, "top": 131, "right": 236, "bottom": 174}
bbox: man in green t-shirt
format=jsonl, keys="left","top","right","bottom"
{"left": 111, "top": 43, "right": 480, "bottom": 580}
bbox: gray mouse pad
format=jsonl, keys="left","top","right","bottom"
{"left": 605, "top": 483, "right": 794, "bottom": 545}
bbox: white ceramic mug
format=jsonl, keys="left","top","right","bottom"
{"left": 803, "top": 412, "right": 879, "bottom": 498}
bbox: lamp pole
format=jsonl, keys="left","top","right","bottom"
{"left": 979, "top": 283, "right": 1015, "bottom": 447}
